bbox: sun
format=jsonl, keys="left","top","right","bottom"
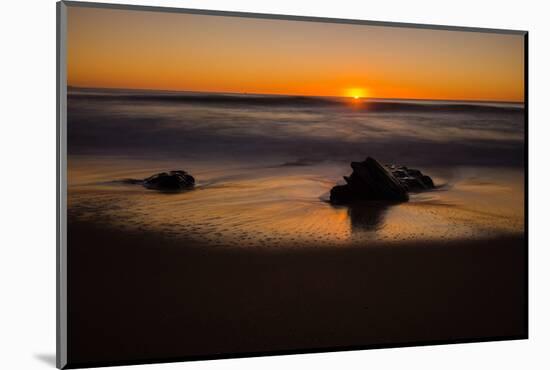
{"left": 346, "top": 87, "right": 369, "bottom": 100}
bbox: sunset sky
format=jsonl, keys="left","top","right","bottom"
{"left": 67, "top": 6, "right": 525, "bottom": 102}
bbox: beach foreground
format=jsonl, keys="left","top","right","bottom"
{"left": 67, "top": 220, "right": 526, "bottom": 366}
{"left": 66, "top": 90, "right": 526, "bottom": 365}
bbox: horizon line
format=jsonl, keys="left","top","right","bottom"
{"left": 67, "top": 84, "right": 525, "bottom": 105}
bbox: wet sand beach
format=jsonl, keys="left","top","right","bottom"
{"left": 68, "top": 156, "right": 524, "bottom": 247}
{"left": 68, "top": 219, "right": 525, "bottom": 366}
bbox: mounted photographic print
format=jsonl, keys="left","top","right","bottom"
{"left": 56, "top": 1, "right": 528, "bottom": 368}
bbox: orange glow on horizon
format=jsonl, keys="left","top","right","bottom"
{"left": 67, "top": 6, "right": 525, "bottom": 102}
{"left": 345, "top": 88, "right": 370, "bottom": 100}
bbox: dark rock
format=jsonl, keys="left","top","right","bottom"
{"left": 329, "top": 157, "right": 435, "bottom": 204}
{"left": 330, "top": 185, "right": 356, "bottom": 204}
{"left": 400, "top": 177, "right": 427, "bottom": 191}
{"left": 330, "top": 157, "right": 409, "bottom": 204}
{"left": 385, "top": 165, "right": 435, "bottom": 191}
{"left": 420, "top": 175, "right": 434, "bottom": 188}
{"left": 143, "top": 170, "right": 195, "bottom": 191}
{"left": 389, "top": 167, "right": 434, "bottom": 191}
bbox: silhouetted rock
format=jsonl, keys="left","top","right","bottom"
{"left": 330, "top": 157, "right": 408, "bottom": 204}
{"left": 387, "top": 165, "right": 435, "bottom": 191}
{"left": 144, "top": 170, "right": 195, "bottom": 191}
{"left": 122, "top": 170, "right": 195, "bottom": 191}
{"left": 330, "top": 157, "right": 434, "bottom": 204}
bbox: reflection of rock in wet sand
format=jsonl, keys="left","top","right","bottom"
{"left": 347, "top": 203, "right": 393, "bottom": 232}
